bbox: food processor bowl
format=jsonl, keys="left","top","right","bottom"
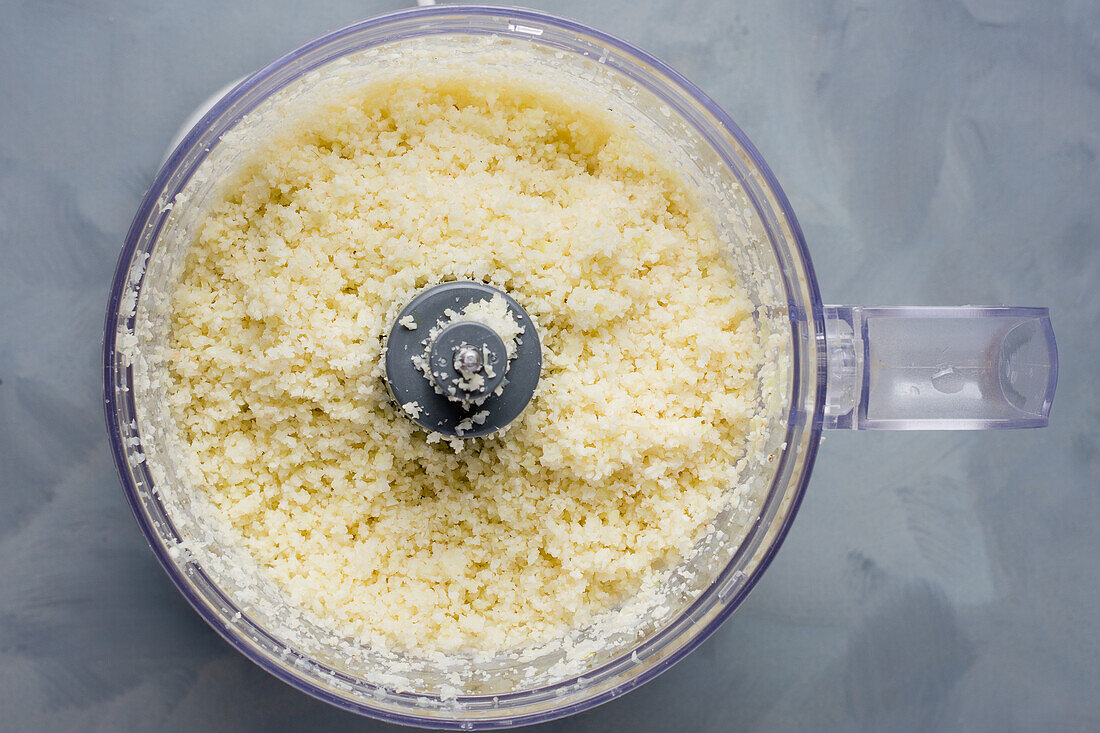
{"left": 104, "top": 6, "right": 1057, "bottom": 728}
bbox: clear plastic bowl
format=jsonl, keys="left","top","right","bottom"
{"left": 103, "top": 5, "right": 1056, "bottom": 729}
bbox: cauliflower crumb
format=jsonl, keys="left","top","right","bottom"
{"left": 452, "top": 294, "right": 524, "bottom": 358}
{"left": 398, "top": 315, "right": 418, "bottom": 330}
{"left": 166, "top": 74, "right": 765, "bottom": 653}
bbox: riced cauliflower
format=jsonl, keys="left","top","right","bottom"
{"left": 166, "top": 74, "right": 765, "bottom": 653}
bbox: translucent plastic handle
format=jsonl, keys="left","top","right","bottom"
{"left": 822, "top": 306, "right": 1057, "bottom": 430}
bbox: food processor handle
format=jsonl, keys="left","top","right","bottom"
{"left": 821, "top": 306, "right": 1057, "bottom": 429}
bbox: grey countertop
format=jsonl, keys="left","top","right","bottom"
{"left": 1, "top": 1, "right": 1098, "bottom": 731}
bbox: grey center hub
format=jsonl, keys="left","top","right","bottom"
{"left": 384, "top": 281, "right": 541, "bottom": 438}
{"left": 427, "top": 321, "right": 508, "bottom": 401}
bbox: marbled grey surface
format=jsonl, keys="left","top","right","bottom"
{"left": 1, "top": 0, "right": 1098, "bottom": 730}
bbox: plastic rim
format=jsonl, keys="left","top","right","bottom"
{"left": 103, "top": 5, "right": 827, "bottom": 728}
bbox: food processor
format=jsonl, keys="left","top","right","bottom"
{"left": 103, "top": 6, "right": 1058, "bottom": 729}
